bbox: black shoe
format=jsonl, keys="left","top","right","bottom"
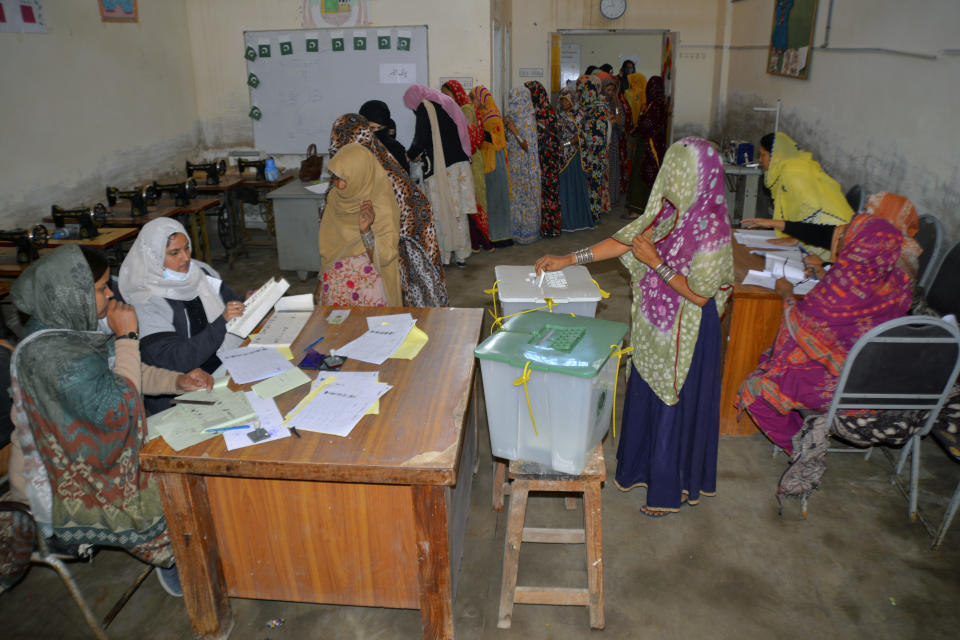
{"left": 455, "top": 260, "right": 467, "bottom": 268}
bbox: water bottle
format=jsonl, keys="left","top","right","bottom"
{"left": 264, "top": 157, "right": 280, "bottom": 182}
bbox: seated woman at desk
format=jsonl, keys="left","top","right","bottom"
{"left": 536, "top": 137, "right": 734, "bottom": 517}
{"left": 119, "top": 218, "right": 244, "bottom": 413}
{"left": 742, "top": 191, "right": 922, "bottom": 285}
{"left": 7, "top": 245, "right": 212, "bottom": 596}
{"left": 736, "top": 214, "right": 912, "bottom": 454}
{"left": 404, "top": 84, "right": 474, "bottom": 267}
{"left": 757, "top": 132, "right": 855, "bottom": 259}
{"left": 317, "top": 142, "right": 401, "bottom": 307}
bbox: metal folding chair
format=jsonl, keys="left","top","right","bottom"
{"left": 916, "top": 214, "right": 946, "bottom": 295}
{"left": 925, "top": 237, "right": 960, "bottom": 319}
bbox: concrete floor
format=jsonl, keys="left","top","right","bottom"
{"left": 2, "top": 208, "right": 959, "bottom": 639}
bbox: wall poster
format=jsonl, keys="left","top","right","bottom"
{"left": 767, "top": 0, "right": 818, "bottom": 79}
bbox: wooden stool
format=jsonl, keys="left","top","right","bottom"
{"left": 497, "top": 444, "right": 605, "bottom": 630}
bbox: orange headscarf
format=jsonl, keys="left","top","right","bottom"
{"left": 863, "top": 192, "right": 922, "bottom": 282}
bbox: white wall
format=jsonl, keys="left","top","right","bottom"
{"left": 186, "top": 0, "right": 492, "bottom": 151}
{"left": 510, "top": 0, "right": 727, "bottom": 138}
{"left": 723, "top": 0, "right": 960, "bottom": 237}
{"left": 0, "top": 1, "right": 199, "bottom": 226}
{"left": 558, "top": 32, "right": 663, "bottom": 84}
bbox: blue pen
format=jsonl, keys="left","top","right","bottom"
{"left": 205, "top": 424, "right": 252, "bottom": 433}
{"left": 303, "top": 336, "right": 325, "bottom": 352}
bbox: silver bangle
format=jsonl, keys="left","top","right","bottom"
{"left": 361, "top": 230, "right": 376, "bottom": 249}
{"left": 654, "top": 261, "right": 678, "bottom": 282}
{"left": 573, "top": 247, "right": 594, "bottom": 265}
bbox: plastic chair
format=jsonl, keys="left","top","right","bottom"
{"left": 916, "top": 214, "right": 946, "bottom": 294}
{"left": 845, "top": 184, "right": 865, "bottom": 213}
{"left": 925, "top": 238, "right": 960, "bottom": 319}
{"left": 0, "top": 500, "right": 154, "bottom": 640}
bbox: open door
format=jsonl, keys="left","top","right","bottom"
{"left": 662, "top": 31, "right": 678, "bottom": 143}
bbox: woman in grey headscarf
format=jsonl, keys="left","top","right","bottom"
{"left": 119, "top": 218, "right": 244, "bottom": 412}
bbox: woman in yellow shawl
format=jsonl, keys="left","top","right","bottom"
{"left": 759, "top": 132, "right": 854, "bottom": 259}
{"left": 317, "top": 143, "right": 401, "bottom": 307}
{"left": 470, "top": 85, "right": 513, "bottom": 246}
{"left": 623, "top": 72, "right": 647, "bottom": 162}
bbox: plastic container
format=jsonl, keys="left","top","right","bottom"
{"left": 495, "top": 265, "right": 603, "bottom": 318}
{"left": 474, "top": 311, "right": 628, "bottom": 474}
{"left": 264, "top": 157, "right": 280, "bottom": 182}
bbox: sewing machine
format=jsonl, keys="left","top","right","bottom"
{"left": 185, "top": 159, "right": 227, "bottom": 185}
{"left": 50, "top": 203, "right": 108, "bottom": 239}
{"left": 0, "top": 225, "right": 49, "bottom": 263}
{"left": 236, "top": 157, "right": 268, "bottom": 182}
{"left": 105, "top": 185, "right": 156, "bottom": 217}
{"left": 151, "top": 177, "right": 198, "bottom": 206}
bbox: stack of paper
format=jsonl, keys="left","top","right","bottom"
{"left": 147, "top": 388, "right": 256, "bottom": 451}
{"left": 284, "top": 372, "right": 392, "bottom": 437}
{"left": 226, "top": 277, "right": 291, "bottom": 338}
{"left": 733, "top": 229, "right": 778, "bottom": 249}
{"left": 335, "top": 313, "right": 417, "bottom": 365}
{"left": 219, "top": 345, "right": 294, "bottom": 385}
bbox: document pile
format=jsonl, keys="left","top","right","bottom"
{"left": 247, "top": 294, "right": 314, "bottom": 358}
{"left": 742, "top": 251, "right": 818, "bottom": 295}
{"left": 283, "top": 371, "right": 392, "bottom": 437}
{"left": 226, "top": 277, "right": 291, "bottom": 339}
{"left": 335, "top": 313, "right": 420, "bottom": 365}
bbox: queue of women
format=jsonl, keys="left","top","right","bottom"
{"left": 0, "top": 70, "right": 939, "bottom": 596}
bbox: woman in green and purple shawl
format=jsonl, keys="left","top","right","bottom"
{"left": 537, "top": 138, "right": 734, "bottom": 516}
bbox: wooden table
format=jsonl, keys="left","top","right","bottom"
{"left": 141, "top": 306, "right": 484, "bottom": 639}
{"left": 718, "top": 238, "right": 799, "bottom": 435}
{"left": 46, "top": 226, "right": 139, "bottom": 249}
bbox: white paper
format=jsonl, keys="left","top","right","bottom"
{"left": 380, "top": 63, "right": 416, "bottom": 85}
{"left": 366, "top": 312, "right": 414, "bottom": 330}
{"left": 734, "top": 229, "right": 784, "bottom": 249}
{"left": 335, "top": 318, "right": 415, "bottom": 364}
{"left": 244, "top": 390, "right": 285, "bottom": 429}
{"left": 764, "top": 254, "right": 807, "bottom": 284}
{"left": 304, "top": 181, "right": 329, "bottom": 195}
{"left": 218, "top": 345, "right": 294, "bottom": 385}
{"left": 248, "top": 311, "right": 312, "bottom": 348}
{"left": 742, "top": 269, "right": 777, "bottom": 290}
{"left": 222, "top": 416, "right": 290, "bottom": 451}
{"left": 287, "top": 379, "right": 392, "bottom": 437}
{"left": 226, "top": 277, "right": 291, "bottom": 338}
{"left": 275, "top": 294, "right": 314, "bottom": 312}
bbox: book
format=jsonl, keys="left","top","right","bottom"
{"left": 226, "top": 277, "right": 290, "bottom": 339}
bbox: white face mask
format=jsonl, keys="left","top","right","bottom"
{"left": 97, "top": 316, "right": 112, "bottom": 335}
{"left": 162, "top": 263, "right": 192, "bottom": 281}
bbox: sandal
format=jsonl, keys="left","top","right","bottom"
{"left": 640, "top": 505, "right": 671, "bottom": 518}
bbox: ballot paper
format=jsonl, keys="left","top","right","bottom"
{"left": 764, "top": 253, "right": 807, "bottom": 283}
{"left": 742, "top": 269, "right": 817, "bottom": 295}
{"left": 274, "top": 294, "right": 314, "bottom": 312}
{"left": 248, "top": 311, "right": 312, "bottom": 355}
{"left": 733, "top": 229, "right": 780, "bottom": 249}
{"left": 335, "top": 315, "right": 416, "bottom": 364}
{"left": 286, "top": 377, "right": 393, "bottom": 437}
{"left": 221, "top": 392, "right": 290, "bottom": 450}
{"left": 226, "top": 277, "right": 291, "bottom": 338}
{"left": 147, "top": 407, "right": 216, "bottom": 451}
{"left": 251, "top": 366, "right": 311, "bottom": 399}
{"left": 219, "top": 345, "right": 294, "bottom": 385}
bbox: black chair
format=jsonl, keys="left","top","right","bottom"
{"left": 926, "top": 238, "right": 960, "bottom": 319}
{"left": 916, "top": 213, "right": 946, "bottom": 294}
{"left": 845, "top": 184, "right": 865, "bottom": 213}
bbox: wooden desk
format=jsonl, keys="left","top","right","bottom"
{"left": 197, "top": 175, "right": 246, "bottom": 268}
{"left": 140, "top": 306, "right": 484, "bottom": 640}
{"left": 718, "top": 239, "right": 791, "bottom": 435}
{"left": 104, "top": 205, "right": 183, "bottom": 227}
{"left": 46, "top": 226, "right": 139, "bottom": 250}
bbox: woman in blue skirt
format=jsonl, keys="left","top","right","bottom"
{"left": 555, "top": 88, "right": 594, "bottom": 232}
{"left": 536, "top": 137, "right": 734, "bottom": 516}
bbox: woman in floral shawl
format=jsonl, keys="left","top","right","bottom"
{"left": 737, "top": 214, "right": 912, "bottom": 453}
{"left": 555, "top": 87, "right": 594, "bottom": 232}
{"left": 596, "top": 71, "right": 632, "bottom": 207}
{"left": 624, "top": 75, "right": 668, "bottom": 220}
{"left": 576, "top": 75, "right": 609, "bottom": 225}
{"left": 537, "top": 138, "right": 734, "bottom": 516}
{"left": 524, "top": 80, "right": 562, "bottom": 238}
{"left": 442, "top": 79, "right": 493, "bottom": 251}
{"left": 470, "top": 85, "right": 513, "bottom": 246}
{"left": 6, "top": 245, "right": 213, "bottom": 593}
{"left": 328, "top": 113, "right": 448, "bottom": 307}
{"left": 504, "top": 87, "right": 541, "bottom": 244}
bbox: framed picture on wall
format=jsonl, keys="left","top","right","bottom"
{"left": 98, "top": 0, "right": 137, "bottom": 23}
{"left": 767, "top": 0, "right": 818, "bottom": 79}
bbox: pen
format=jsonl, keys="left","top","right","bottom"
{"left": 205, "top": 424, "right": 252, "bottom": 433}
{"left": 171, "top": 398, "right": 217, "bottom": 405}
{"left": 288, "top": 426, "right": 302, "bottom": 438}
{"left": 303, "top": 336, "right": 325, "bottom": 352}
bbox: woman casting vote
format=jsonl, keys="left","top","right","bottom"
{"left": 119, "top": 218, "right": 244, "bottom": 413}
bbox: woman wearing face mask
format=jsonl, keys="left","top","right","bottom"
{"left": 119, "top": 218, "right": 244, "bottom": 413}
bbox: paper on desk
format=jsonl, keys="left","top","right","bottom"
{"left": 252, "top": 366, "right": 311, "bottom": 399}
{"left": 219, "top": 345, "right": 294, "bottom": 385}
{"left": 327, "top": 309, "right": 350, "bottom": 325}
{"left": 220, "top": 392, "right": 290, "bottom": 450}
{"left": 147, "top": 406, "right": 218, "bottom": 451}
{"left": 764, "top": 254, "right": 806, "bottom": 283}
{"left": 750, "top": 248, "right": 804, "bottom": 262}
{"left": 366, "top": 312, "right": 414, "bottom": 329}
{"left": 336, "top": 317, "right": 415, "bottom": 364}
{"left": 390, "top": 325, "right": 429, "bottom": 360}
{"left": 315, "top": 371, "right": 383, "bottom": 414}
{"left": 283, "top": 375, "right": 338, "bottom": 422}
{"left": 286, "top": 378, "right": 392, "bottom": 437}
{"left": 742, "top": 269, "right": 777, "bottom": 289}
{"left": 248, "top": 311, "right": 312, "bottom": 353}
{"left": 734, "top": 229, "right": 781, "bottom": 249}
{"left": 275, "top": 294, "right": 314, "bottom": 312}
{"left": 305, "top": 181, "right": 329, "bottom": 195}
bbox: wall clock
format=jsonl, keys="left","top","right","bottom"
{"left": 600, "top": 0, "right": 627, "bottom": 20}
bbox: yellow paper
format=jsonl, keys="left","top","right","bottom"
{"left": 282, "top": 376, "right": 336, "bottom": 423}
{"left": 390, "top": 325, "right": 429, "bottom": 359}
{"left": 275, "top": 346, "right": 294, "bottom": 360}
{"left": 251, "top": 367, "right": 311, "bottom": 399}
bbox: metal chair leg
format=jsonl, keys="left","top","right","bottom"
{"left": 33, "top": 554, "right": 108, "bottom": 640}
{"left": 932, "top": 481, "right": 960, "bottom": 549}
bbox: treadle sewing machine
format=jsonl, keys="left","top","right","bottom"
{"left": 151, "top": 177, "right": 198, "bottom": 206}
{"left": 0, "top": 225, "right": 49, "bottom": 263}
{"left": 185, "top": 159, "right": 227, "bottom": 185}
{"left": 50, "top": 203, "right": 108, "bottom": 239}
{"left": 236, "top": 157, "right": 269, "bottom": 182}
{"left": 105, "top": 184, "right": 157, "bottom": 217}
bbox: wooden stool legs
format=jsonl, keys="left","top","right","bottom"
{"left": 496, "top": 445, "right": 606, "bottom": 630}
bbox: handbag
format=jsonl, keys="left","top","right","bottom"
{"left": 298, "top": 143, "right": 324, "bottom": 182}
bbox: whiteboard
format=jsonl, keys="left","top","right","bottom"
{"left": 244, "top": 26, "right": 429, "bottom": 155}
